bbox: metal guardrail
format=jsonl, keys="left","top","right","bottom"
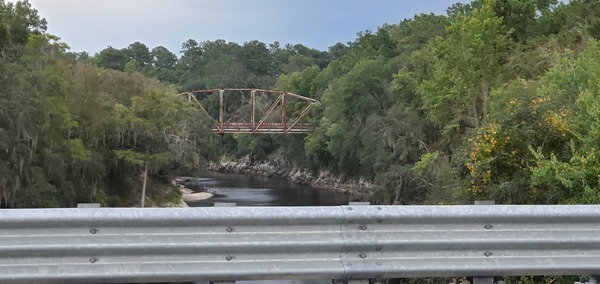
{"left": 2, "top": 205, "right": 600, "bottom": 283}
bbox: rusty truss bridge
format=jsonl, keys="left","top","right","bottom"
{"left": 182, "top": 89, "right": 317, "bottom": 134}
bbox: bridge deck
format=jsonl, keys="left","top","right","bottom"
{"left": 214, "top": 122, "right": 310, "bottom": 133}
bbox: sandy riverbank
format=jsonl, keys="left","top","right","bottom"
{"left": 180, "top": 185, "right": 213, "bottom": 205}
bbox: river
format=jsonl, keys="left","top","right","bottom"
{"left": 182, "top": 172, "right": 352, "bottom": 207}
{"left": 180, "top": 172, "right": 353, "bottom": 284}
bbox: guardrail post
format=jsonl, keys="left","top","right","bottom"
{"left": 349, "top": 201, "right": 370, "bottom": 206}
{"left": 473, "top": 200, "right": 495, "bottom": 284}
{"left": 214, "top": 202, "right": 236, "bottom": 207}
{"left": 342, "top": 202, "right": 377, "bottom": 284}
{"left": 77, "top": 203, "right": 101, "bottom": 208}
{"left": 207, "top": 204, "right": 239, "bottom": 284}
{"left": 472, "top": 277, "right": 493, "bottom": 284}
{"left": 340, "top": 278, "right": 370, "bottom": 284}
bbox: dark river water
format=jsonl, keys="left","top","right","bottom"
{"left": 182, "top": 172, "right": 352, "bottom": 207}
{"left": 180, "top": 172, "right": 352, "bottom": 284}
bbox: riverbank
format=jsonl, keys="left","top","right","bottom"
{"left": 180, "top": 185, "right": 213, "bottom": 204}
{"left": 160, "top": 177, "right": 213, "bottom": 207}
{"left": 207, "top": 156, "right": 371, "bottom": 200}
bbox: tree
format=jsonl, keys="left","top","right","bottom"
{"left": 177, "top": 39, "right": 204, "bottom": 87}
{"left": 0, "top": 45, "right": 48, "bottom": 207}
{"left": 493, "top": 0, "right": 558, "bottom": 41}
{"left": 352, "top": 28, "right": 398, "bottom": 59}
{"left": 0, "top": 0, "right": 46, "bottom": 49}
{"left": 281, "top": 54, "right": 315, "bottom": 74}
{"left": 113, "top": 88, "right": 181, "bottom": 207}
{"left": 462, "top": 38, "right": 600, "bottom": 204}
{"left": 447, "top": 2, "right": 476, "bottom": 18}
{"left": 389, "top": 13, "right": 449, "bottom": 58}
{"left": 241, "top": 40, "right": 270, "bottom": 75}
{"left": 94, "top": 46, "right": 128, "bottom": 71}
{"left": 67, "top": 63, "right": 213, "bottom": 207}
{"left": 536, "top": 0, "right": 600, "bottom": 39}
{"left": 327, "top": 42, "right": 349, "bottom": 61}
{"left": 0, "top": 3, "right": 70, "bottom": 207}
{"left": 530, "top": 39, "right": 600, "bottom": 204}
{"left": 323, "top": 57, "right": 393, "bottom": 122}
{"left": 126, "top": 41, "right": 152, "bottom": 70}
{"left": 420, "top": 0, "right": 512, "bottom": 137}
{"left": 150, "top": 46, "right": 178, "bottom": 83}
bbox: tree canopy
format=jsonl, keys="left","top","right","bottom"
{"left": 3, "top": 0, "right": 600, "bottom": 209}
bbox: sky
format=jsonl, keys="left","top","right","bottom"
{"left": 23, "top": 0, "right": 463, "bottom": 55}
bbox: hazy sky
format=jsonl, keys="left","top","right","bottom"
{"left": 24, "top": 0, "right": 462, "bottom": 55}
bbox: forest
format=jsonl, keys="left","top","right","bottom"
{"left": 2, "top": 0, "right": 600, "bottom": 208}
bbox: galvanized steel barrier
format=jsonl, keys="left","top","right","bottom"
{"left": 2, "top": 205, "right": 600, "bottom": 283}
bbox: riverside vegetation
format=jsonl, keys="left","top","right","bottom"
{"left": 2, "top": 0, "right": 600, "bottom": 209}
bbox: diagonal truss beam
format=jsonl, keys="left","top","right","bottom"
{"left": 255, "top": 93, "right": 284, "bottom": 131}
{"left": 186, "top": 92, "right": 222, "bottom": 132}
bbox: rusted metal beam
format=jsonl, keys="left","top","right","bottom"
{"left": 219, "top": 90, "right": 224, "bottom": 133}
{"left": 286, "top": 102, "right": 315, "bottom": 132}
{"left": 282, "top": 92, "right": 287, "bottom": 132}
{"left": 213, "top": 122, "right": 310, "bottom": 133}
{"left": 187, "top": 92, "right": 221, "bottom": 132}
{"left": 280, "top": 91, "right": 317, "bottom": 102}
{"left": 187, "top": 89, "right": 315, "bottom": 103}
{"left": 255, "top": 93, "right": 283, "bottom": 131}
{"left": 251, "top": 89, "right": 256, "bottom": 132}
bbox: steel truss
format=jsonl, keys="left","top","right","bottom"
{"left": 183, "top": 89, "right": 317, "bottom": 134}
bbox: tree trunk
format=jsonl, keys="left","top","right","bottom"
{"left": 1, "top": 189, "right": 6, "bottom": 208}
{"left": 140, "top": 161, "right": 148, "bottom": 208}
{"left": 481, "top": 82, "right": 489, "bottom": 125}
{"left": 472, "top": 95, "right": 479, "bottom": 128}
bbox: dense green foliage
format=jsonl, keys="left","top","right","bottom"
{"left": 0, "top": 0, "right": 214, "bottom": 207}
{"left": 4, "top": 0, "right": 600, "bottom": 208}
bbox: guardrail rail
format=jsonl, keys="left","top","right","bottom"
{"left": 2, "top": 205, "right": 600, "bottom": 283}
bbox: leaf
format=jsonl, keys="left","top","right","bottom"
{"left": 114, "top": 150, "right": 145, "bottom": 166}
{"left": 67, "top": 139, "right": 91, "bottom": 161}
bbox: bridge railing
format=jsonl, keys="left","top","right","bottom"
{"left": 2, "top": 205, "right": 600, "bottom": 283}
